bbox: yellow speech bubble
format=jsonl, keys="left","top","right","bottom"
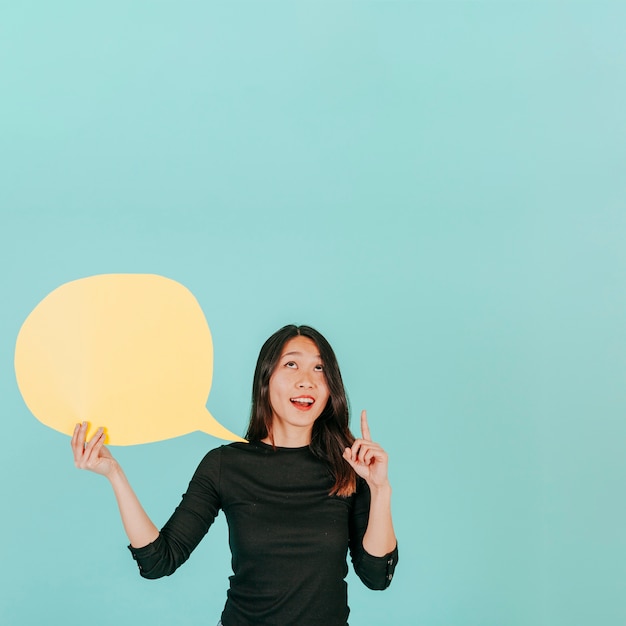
{"left": 14, "top": 274, "right": 245, "bottom": 445}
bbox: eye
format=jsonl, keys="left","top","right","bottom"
{"left": 314, "top": 364, "right": 324, "bottom": 372}
{"left": 285, "top": 361, "right": 297, "bottom": 368}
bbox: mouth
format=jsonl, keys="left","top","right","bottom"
{"left": 290, "top": 396, "right": 315, "bottom": 410}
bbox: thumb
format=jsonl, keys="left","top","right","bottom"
{"left": 343, "top": 447, "right": 357, "bottom": 469}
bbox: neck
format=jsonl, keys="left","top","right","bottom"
{"left": 263, "top": 424, "right": 312, "bottom": 448}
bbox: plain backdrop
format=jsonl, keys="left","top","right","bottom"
{"left": 1, "top": 2, "right": 625, "bottom": 625}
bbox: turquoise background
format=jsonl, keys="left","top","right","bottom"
{"left": 1, "top": 2, "right": 625, "bottom": 625}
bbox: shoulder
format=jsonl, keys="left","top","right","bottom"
{"left": 195, "top": 441, "right": 262, "bottom": 471}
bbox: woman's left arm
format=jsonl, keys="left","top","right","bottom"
{"left": 343, "top": 410, "right": 397, "bottom": 556}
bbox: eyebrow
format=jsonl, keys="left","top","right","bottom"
{"left": 282, "top": 351, "right": 322, "bottom": 358}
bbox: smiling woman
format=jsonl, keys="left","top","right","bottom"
{"left": 72, "top": 324, "right": 398, "bottom": 626}
{"left": 265, "top": 335, "right": 331, "bottom": 443}
{"left": 245, "top": 325, "right": 356, "bottom": 496}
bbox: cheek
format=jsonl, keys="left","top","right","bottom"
{"left": 268, "top": 378, "right": 278, "bottom": 402}
{"left": 319, "top": 384, "right": 331, "bottom": 408}
{"left": 268, "top": 373, "right": 287, "bottom": 402}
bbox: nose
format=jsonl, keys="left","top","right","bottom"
{"left": 297, "top": 373, "right": 314, "bottom": 388}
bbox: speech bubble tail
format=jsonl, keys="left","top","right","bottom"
{"left": 197, "top": 409, "right": 247, "bottom": 442}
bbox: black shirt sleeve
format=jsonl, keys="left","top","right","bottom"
{"left": 348, "top": 478, "right": 398, "bottom": 590}
{"left": 128, "top": 447, "right": 222, "bottom": 579}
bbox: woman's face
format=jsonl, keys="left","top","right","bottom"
{"left": 268, "top": 336, "right": 330, "bottom": 437}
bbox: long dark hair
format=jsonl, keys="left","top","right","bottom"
{"left": 245, "top": 324, "right": 357, "bottom": 496}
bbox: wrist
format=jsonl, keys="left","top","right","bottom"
{"left": 106, "top": 462, "right": 125, "bottom": 484}
{"left": 368, "top": 481, "right": 392, "bottom": 497}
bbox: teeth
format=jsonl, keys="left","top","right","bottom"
{"left": 291, "top": 398, "right": 314, "bottom": 404}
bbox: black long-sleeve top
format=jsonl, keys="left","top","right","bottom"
{"left": 128, "top": 441, "right": 398, "bottom": 626}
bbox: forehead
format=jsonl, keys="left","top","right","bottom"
{"left": 280, "top": 336, "right": 320, "bottom": 357}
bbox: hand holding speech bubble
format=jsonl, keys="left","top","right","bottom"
{"left": 14, "top": 274, "right": 245, "bottom": 445}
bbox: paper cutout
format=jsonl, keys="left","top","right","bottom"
{"left": 14, "top": 274, "right": 245, "bottom": 445}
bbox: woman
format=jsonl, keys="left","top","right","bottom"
{"left": 72, "top": 324, "right": 398, "bottom": 625}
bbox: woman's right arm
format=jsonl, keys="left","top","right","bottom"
{"left": 71, "top": 422, "right": 159, "bottom": 548}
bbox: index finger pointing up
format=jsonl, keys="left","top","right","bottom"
{"left": 360, "top": 410, "right": 371, "bottom": 441}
